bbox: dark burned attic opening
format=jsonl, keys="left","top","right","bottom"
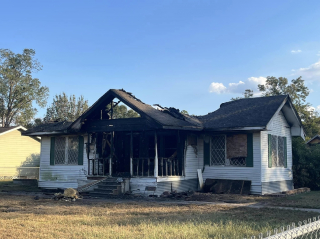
{"left": 87, "top": 97, "right": 141, "bottom": 121}
{"left": 86, "top": 130, "right": 186, "bottom": 178}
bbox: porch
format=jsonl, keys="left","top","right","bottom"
{"left": 86, "top": 130, "right": 187, "bottom": 178}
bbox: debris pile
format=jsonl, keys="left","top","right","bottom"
{"left": 160, "top": 190, "right": 194, "bottom": 200}
{"left": 53, "top": 188, "right": 82, "bottom": 202}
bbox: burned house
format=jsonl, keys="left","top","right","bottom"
{"left": 23, "top": 89, "right": 305, "bottom": 195}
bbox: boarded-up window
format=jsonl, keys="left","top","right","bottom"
{"left": 209, "top": 134, "right": 250, "bottom": 167}
{"left": 226, "top": 134, "right": 247, "bottom": 159}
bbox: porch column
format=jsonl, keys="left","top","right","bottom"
{"left": 109, "top": 131, "right": 114, "bottom": 176}
{"left": 154, "top": 131, "right": 158, "bottom": 177}
{"left": 130, "top": 131, "right": 133, "bottom": 177}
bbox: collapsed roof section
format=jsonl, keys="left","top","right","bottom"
{"left": 23, "top": 89, "right": 305, "bottom": 139}
{"left": 24, "top": 89, "right": 203, "bottom": 136}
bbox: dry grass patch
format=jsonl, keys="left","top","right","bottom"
{"left": 268, "top": 191, "right": 320, "bottom": 209}
{"left": 0, "top": 194, "right": 318, "bottom": 239}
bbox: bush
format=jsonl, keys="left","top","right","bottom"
{"left": 292, "top": 137, "right": 320, "bottom": 190}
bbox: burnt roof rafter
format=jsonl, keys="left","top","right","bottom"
{"left": 69, "top": 89, "right": 203, "bottom": 132}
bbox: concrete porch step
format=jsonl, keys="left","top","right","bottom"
{"left": 88, "top": 177, "right": 123, "bottom": 197}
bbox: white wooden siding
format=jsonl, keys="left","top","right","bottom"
{"left": 184, "top": 136, "right": 204, "bottom": 179}
{"left": 261, "top": 110, "right": 293, "bottom": 187}
{"left": 38, "top": 136, "right": 88, "bottom": 189}
{"left": 202, "top": 132, "right": 262, "bottom": 194}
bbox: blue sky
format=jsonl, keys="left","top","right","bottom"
{"left": 1, "top": 0, "right": 320, "bottom": 117}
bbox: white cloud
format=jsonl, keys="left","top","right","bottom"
{"left": 307, "top": 106, "right": 315, "bottom": 112}
{"left": 292, "top": 60, "right": 320, "bottom": 81}
{"left": 317, "top": 105, "right": 320, "bottom": 111}
{"left": 209, "top": 77, "right": 267, "bottom": 96}
{"left": 209, "top": 82, "right": 227, "bottom": 94}
{"left": 291, "top": 50, "right": 302, "bottom": 54}
{"left": 248, "top": 76, "right": 267, "bottom": 85}
{"left": 229, "top": 81, "right": 245, "bottom": 87}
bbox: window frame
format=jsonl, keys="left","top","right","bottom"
{"left": 53, "top": 135, "right": 80, "bottom": 166}
{"left": 269, "top": 134, "right": 286, "bottom": 168}
{"left": 209, "top": 134, "right": 247, "bottom": 167}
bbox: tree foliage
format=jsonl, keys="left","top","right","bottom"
{"left": 0, "top": 49, "right": 49, "bottom": 127}
{"left": 25, "top": 118, "right": 45, "bottom": 129}
{"left": 181, "top": 110, "right": 189, "bottom": 115}
{"left": 231, "top": 89, "right": 254, "bottom": 101}
{"left": 106, "top": 103, "right": 140, "bottom": 119}
{"left": 234, "top": 76, "right": 320, "bottom": 138}
{"left": 292, "top": 138, "right": 320, "bottom": 190}
{"left": 45, "top": 92, "right": 89, "bottom": 122}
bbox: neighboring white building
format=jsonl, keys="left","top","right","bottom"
{"left": 23, "top": 89, "right": 305, "bottom": 195}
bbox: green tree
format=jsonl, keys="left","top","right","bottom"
{"left": 181, "top": 110, "right": 189, "bottom": 115}
{"left": 292, "top": 137, "right": 320, "bottom": 190}
{"left": 45, "top": 92, "right": 89, "bottom": 122}
{"left": 236, "top": 76, "right": 319, "bottom": 137}
{"left": 25, "top": 117, "right": 45, "bottom": 129}
{"left": 0, "top": 49, "right": 49, "bottom": 127}
{"left": 106, "top": 103, "right": 139, "bottom": 119}
{"left": 231, "top": 89, "right": 254, "bottom": 101}
{"left": 258, "top": 76, "right": 319, "bottom": 137}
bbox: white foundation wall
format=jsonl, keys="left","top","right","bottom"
{"left": 38, "top": 136, "right": 88, "bottom": 189}
{"left": 202, "top": 132, "right": 262, "bottom": 194}
{"left": 261, "top": 110, "right": 293, "bottom": 194}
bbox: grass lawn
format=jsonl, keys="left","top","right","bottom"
{"left": 268, "top": 191, "right": 320, "bottom": 209}
{"left": 0, "top": 180, "right": 41, "bottom": 192}
{"left": 0, "top": 194, "right": 318, "bottom": 239}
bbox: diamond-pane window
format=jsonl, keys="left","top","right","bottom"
{"left": 210, "top": 135, "right": 226, "bottom": 165}
{"left": 54, "top": 136, "right": 79, "bottom": 165}
{"left": 229, "top": 157, "right": 246, "bottom": 166}
{"left": 278, "top": 136, "right": 285, "bottom": 167}
{"left": 67, "top": 136, "right": 79, "bottom": 165}
{"left": 269, "top": 135, "right": 286, "bottom": 167}
{"left": 55, "top": 137, "right": 66, "bottom": 165}
{"left": 271, "top": 135, "right": 278, "bottom": 167}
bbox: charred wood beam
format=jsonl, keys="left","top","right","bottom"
{"left": 83, "top": 118, "right": 160, "bottom": 132}
{"left": 154, "top": 131, "right": 158, "bottom": 177}
{"left": 130, "top": 131, "right": 133, "bottom": 177}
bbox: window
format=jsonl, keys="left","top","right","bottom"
{"left": 268, "top": 134, "right": 287, "bottom": 167}
{"left": 51, "top": 136, "right": 83, "bottom": 165}
{"left": 209, "top": 134, "right": 253, "bottom": 167}
{"left": 210, "top": 135, "right": 226, "bottom": 165}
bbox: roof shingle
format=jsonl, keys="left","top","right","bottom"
{"left": 196, "top": 95, "right": 287, "bottom": 130}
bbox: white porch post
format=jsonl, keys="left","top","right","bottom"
{"left": 154, "top": 131, "right": 158, "bottom": 177}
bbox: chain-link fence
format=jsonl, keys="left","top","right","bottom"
{"left": 245, "top": 216, "right": 320, "bottom": 239}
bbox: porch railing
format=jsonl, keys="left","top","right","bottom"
{"left": 132, "top": 158, "right": 154, "bottom": 177}
{"left": 132, "top": 157, "right": 181, "bottom": 177}
{"left": 159, "top": 157, "right": 180, "bottom": 177}
{"left": 88, "top": 158, "right": 109, "bottom": 176}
